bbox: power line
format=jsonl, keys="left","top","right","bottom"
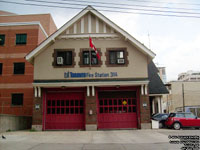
{"left": 59, "top": 0, "right": 200, "bottom": 12}
{"left": 1, "top": 0, "right": 200, "bottom": 19}
{"left": 127, "top": 0, "right": 200, "bottom": 6}
{"left": 26, "top": 0, "right": 200, "bottom": 15}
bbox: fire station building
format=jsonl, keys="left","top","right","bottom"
{"left": 26, "top": 6, "right": 156, "bottom": 131}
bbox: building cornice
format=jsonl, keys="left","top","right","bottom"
{"left": 0, "top": 21, "right": 48, "bottom": 37}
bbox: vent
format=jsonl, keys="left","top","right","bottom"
{"left": 117, "top": 58, "right": 125, "bottom": 64}
{"left": 57, "top": 57, "right": 63, "bottom": 65}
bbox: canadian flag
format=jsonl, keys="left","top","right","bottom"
{"left": 89, "top": 37, "right": 100, "bottom": 60}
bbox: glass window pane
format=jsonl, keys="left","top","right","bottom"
{"left": 80, "top": 108, "right": 83, "bottom": 114}
{"left": 14, "top": 62, "right": 25, "bottom": 74}
{"left": 57, "top": 100, "right": 60, "bottom": 106}
{"left": 57, "top": 108, "right": 60, "bottom": 114}
{"left": 70, "top": 108, "right": 74, "bottom": 114}
{"left": 66, "top": 100, "right": 69, "bottom": 106}
{"left": 0, "top": 34, "right": 5, "bottom": 45}
{"left": 100, "top": 107, "right": 103, "bottom": 113}
{"left": 66, "top": 108, "right": 69, "bottom": 114}
{"left": 80, "top": 100, "right": 84, "bottom": 106}
{"left": 47, "top": 100, "right": 51, "bottom": 106}
{"left": 0, "top": 63, "right": 2, "bottom": 75}
{"left": 52, "top": 100, "right": 55, "bottom": 106}
{"left": 47, "top": 108, "right": 51, "bottom": 114}
{"left": 197, "top": 108, "right": 200, "bottom": 118}
{"left": 104, "top": 107, "right": 108, "bottom": 113}
{"left": 91, "top": 51, "right": 98, "bottom": 65}
{"left": 75, "top": 108, "right": 79, "bottom": 114}
{"left": 117, "top": 51, "right": 124, "bottom": 58}
{"left": 75, "top": 100, "right": 79, "bottom": 106}
{"left": 83, "top": 51, "right": 90, "bottom": 65}
{"left": 133, "top": 107, "right": 136, "bottom": 112}
{"left": 12, "top": 93, "right": 23, "bottom": 106}
{"left": 52, "top": 108, "right": 55, "bottom": 114}
{"left": 16, "top": 34, "right": 27, "bottom": 45}
{"left": 65, "top": 51, "right": 72, "bottom": 65}
{"left": 70, "top": 100, "right": 74, "bottom": 106}
{"left": 61, "top": 108, "right": 65, "bottom": 114}
{"left": 109, "top": 51, "right": 116, "bottom": 64}
{"left": 109, "top": 107, "right": 113, "bottom": 113}
{"left": 61, "top": 100, "right": 65, "bottom": 106}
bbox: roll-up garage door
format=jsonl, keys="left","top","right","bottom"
{"left": 98, "top": 91, "right": 138, "bottom": 129}
{"left": 44, "top": 92, "right": 85, "bottom": 130}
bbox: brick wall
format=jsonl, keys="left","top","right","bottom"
{"left": 32, "top": 96, "right": 43, "bottom": 125}
{"left": 85, "top": 95, "right": 97, "bottom": 124}
{"left": 140, "top": 95, "right": 151, "bottom": 123}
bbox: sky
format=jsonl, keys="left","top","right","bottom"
{"left": 1, "top": 0, "right": 200, "bottom": 82}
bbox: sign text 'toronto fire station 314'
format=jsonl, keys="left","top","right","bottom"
{"left": 64, "top": 72, "right": 118, "bottom": 78}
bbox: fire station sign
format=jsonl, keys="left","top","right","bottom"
{"left": 64, "top": 72, "right": 118, "bottom": 78}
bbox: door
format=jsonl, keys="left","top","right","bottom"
{"left": 44, "top": 92, "right": 85, "bottom": 130}
{"left": 98, "top": 91, "right": 138, "bottom": 129}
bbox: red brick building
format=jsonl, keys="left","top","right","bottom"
{"left": 0, "top": 11, "right": 57, "bottom": 127}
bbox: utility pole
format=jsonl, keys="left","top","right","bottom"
{"left": 182, "top": 83, "right": 185, "bottom": 112}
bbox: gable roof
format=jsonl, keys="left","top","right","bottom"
{"left": 25, "top": 6, "right": 155, "bottom": 63}
{"left": 148, "top": 61, "right": 169, "bottom": 95}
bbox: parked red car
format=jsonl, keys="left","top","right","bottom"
{"left": 165, "top": 112, "right": 200, "bottom": 130}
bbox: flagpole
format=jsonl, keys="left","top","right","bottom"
{"left": 89, "top": 36, "right": 91, "bottom": 70}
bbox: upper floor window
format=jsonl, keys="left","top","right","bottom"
{"left": 12, "top": 93, "right": 23, "bottom": 106}
{"left": 79, "top": 49, "right": 102, "bottom": 67}
{"left": 57, "top": 51, "right": 72, "bottom": 65}
{"left": 16, "top": 34, "right": 27, "bottom": 45}
{"left": 109, "top": 50, "right": 125, "bottom": 64}
{"left": 0, "top": 34, "right": 5, "bottom": 46}
{"left": 83, "top": 51, "right": 98, "bottom": 65}
{"left": 14, "top": 62, "right": 25, "bottom": 74}
{"left": 105, "top": 48, "right": 129, "bottom": 67}
{"left": 0, "top": 63, "right": 2, "bottom": 75}
{"left": 53, "top": 49, "right": 75, "bottom": 68}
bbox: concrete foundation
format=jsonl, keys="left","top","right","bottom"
{"left": 86, "top": 124, "right": 97, "bottom": 131}
{"left": 0, "top": 114, "right": 32, "bottom": 133}
{"left": 141, "top": 123, "right": 151, "bottom": 129}
{"left": 32, "top": 125, "right": 43, "bottom": 131}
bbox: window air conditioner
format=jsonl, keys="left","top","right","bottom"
{"left": 57, "top": 57, "right": 63, "bottom": 65}
{"left": 117, "top": 58, "right": 125, "bottom": 64}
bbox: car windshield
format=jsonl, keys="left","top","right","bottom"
{"left": 153, "top": 114, "right": 168, "bottom": 119}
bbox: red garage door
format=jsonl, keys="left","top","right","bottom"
{"left": 98, "top": 91, "right": 138, "bottom": 129}
{"left": 44, "top": 92, "right": 85, "bottom": 130}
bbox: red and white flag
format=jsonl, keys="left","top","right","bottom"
{"left": 89, "top": 37, "right": 100, "bottom": 60}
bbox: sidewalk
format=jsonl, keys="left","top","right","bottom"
{"left": 0, "top": 129, "right": 193, "bottom": 150}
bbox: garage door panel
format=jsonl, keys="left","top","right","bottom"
{"left": 45, "top": 92, "right": 85, "bottom": 130}
{"left": 98, "top": 91, "right": 138, "bottom": 129}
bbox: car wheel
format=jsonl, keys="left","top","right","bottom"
{"left": 173, "top": 122, "right": 181, "bottom": 130}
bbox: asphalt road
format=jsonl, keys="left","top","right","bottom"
{"left": 0, "top": 129, "right": 199, "bottom": 150}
